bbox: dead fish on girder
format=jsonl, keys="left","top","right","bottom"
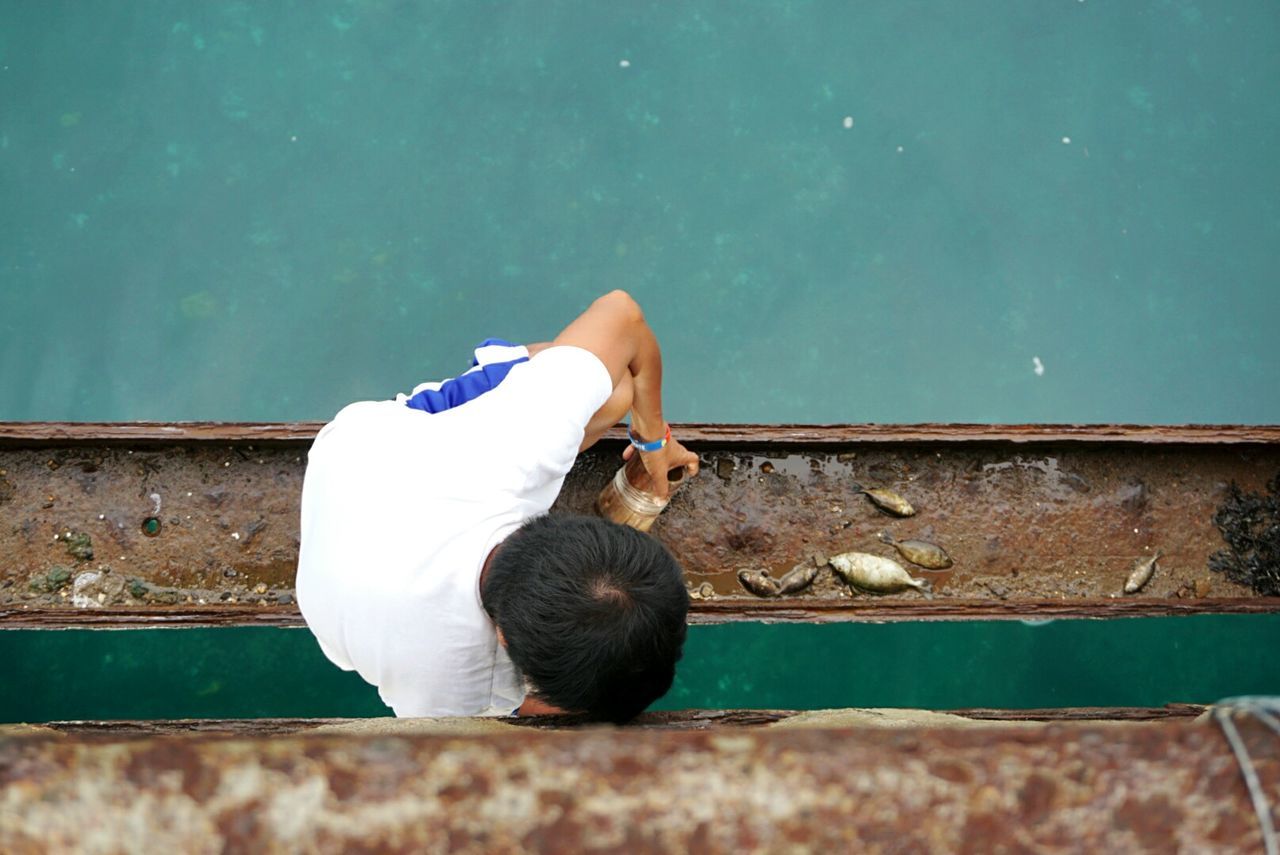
{"left": 878, "top": 531, "right": 953, "bottom": 569}
{"left": 737, "top": 568, "right": 781, "bottom": 598}
{"left": 689, "top": 582, "right": 716, "bottom": 600}
{"left": 776, "top": 562, "right": 820, "bottom": 595}
{"left": 1124, "top": 552, "right": 1160, "bottom": 594}
{"left": 829, "top": 551, "right": 930, "bottom": 595}
{"left": 856, "top": 486, "right": 916, "bottom": 517}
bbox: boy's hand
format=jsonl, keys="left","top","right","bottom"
{"left": 622, "top": 434, "right": 699, "bottom": 499}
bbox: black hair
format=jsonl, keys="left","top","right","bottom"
{"left": 480, "top": 513, "right": 689, "bottom": 723}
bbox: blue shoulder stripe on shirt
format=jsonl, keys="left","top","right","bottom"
{"left": 403, "top": 356, "right": 528, "bottom": 413}
{"left": 471, "top": 338, "right": 520, "bottom": 366}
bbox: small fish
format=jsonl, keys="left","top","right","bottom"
{"left": 688, "top": 582, "right": 716, "bottom": 600}
{"left": 829, "top": 551, "right": 929, "bottom": 594}
{"left": 878, "top": 532, "right": 953, "bottom": 569}
{"left": 860, "top": 487, "right": 916, "bottom": 517}
{"left": 737, "top": 568, "right": 780, "bottom": 598}
{"left": 1124, "top": 552, "right": 1160, "bottom": 594}
{"left": 776, "top": 562, "right": 819, "bottom": 595}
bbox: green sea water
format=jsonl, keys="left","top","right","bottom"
{"left": 1, "top": 1, "right": 1278, "bottom": 721}
{"left": 2, "top": 618, "right": 1278, "bottom": 722}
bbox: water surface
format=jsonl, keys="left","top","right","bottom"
{"left": 1, "top": 1, "right": 1277, "bottom": 720}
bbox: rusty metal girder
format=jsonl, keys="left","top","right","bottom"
{"left": 1, "top": 422, "right": 1278, "bottom": 627}
{"left": 1, "top": 712, "right": 1276, "bottom": 852}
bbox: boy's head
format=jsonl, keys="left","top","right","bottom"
{"left": 480, "top": 513, "right": 689, "bottom": 723}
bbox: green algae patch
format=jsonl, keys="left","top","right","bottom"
{"left": 63, "top": 532, "right": 93, "bottom": 562}
{"left": 29, "top": 566, "right": 73, "bottom": 593}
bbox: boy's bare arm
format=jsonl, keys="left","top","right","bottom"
{"left": 547, "top": 290, "right": 698, "bottom": 494}
{"left": 550, "top": 291, "right": 663, "bottom": 436}
{"left": 524, "top": 342, "right": 553, "bottom": 357}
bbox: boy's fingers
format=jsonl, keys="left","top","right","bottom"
{"left": 675, "top": 454, "right": 698, "bottom": 478}
{"left": 683, "top": 452, "right": 700, "bottom": 477}
{"left": 645, "top": 457, "right": 670, "bottom": 498}
{"left": 669, "top": 439, "right": 699, "bottom": 477}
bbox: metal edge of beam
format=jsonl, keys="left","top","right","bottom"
{"left": 10, "top": 705, "right": 1208, "bottom": 741}
{"left": 3, "top": 597, "right": 1279, "bottom": 629}
{"left": 2, "top": 421, "right": 1279, "bottom": 445}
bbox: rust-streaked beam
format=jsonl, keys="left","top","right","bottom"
{"left": 2, "top": 422, "right": 1277, "bottom": 627}
{"left": 1, "top": 714, "right": 1274, "bottom": 852}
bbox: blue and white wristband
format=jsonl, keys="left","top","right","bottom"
{"left": 628, "top": 424, "right": 671, "bottom": 452}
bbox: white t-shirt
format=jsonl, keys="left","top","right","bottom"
{"left": 296, "top": 346, "right": 614, "bottom": 716}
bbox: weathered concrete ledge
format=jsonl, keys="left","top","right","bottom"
{"left": 1, "top": 710, "right": 1274, "bottom": 852}
{"left": 9, "top": 704, "right": 1210, "bottom": 738}
{"left": 2, "top": 422, "right": 1277, "bottom": 626}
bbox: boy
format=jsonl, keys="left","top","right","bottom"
{"left": 296, "top": 291, "right": 699, "bottom": 722}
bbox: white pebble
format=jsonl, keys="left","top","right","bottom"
{"left": 98, "top": 514, "right": 105, "bottom": 520}
{"left": 842, "top": 116, "right": 854, "bottom": 129}
{"left": 231, "top": 532, "right": 240, "bottom": 540}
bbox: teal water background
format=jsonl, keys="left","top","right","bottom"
{"left": 3, "top": 0, "right": 1278, "bottom": 424}
{"left": 3, "top": 618, "right": 1279, "bottom": 721}
{"left": 2, "top": 2, "right": 1278, "bottom": 720}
